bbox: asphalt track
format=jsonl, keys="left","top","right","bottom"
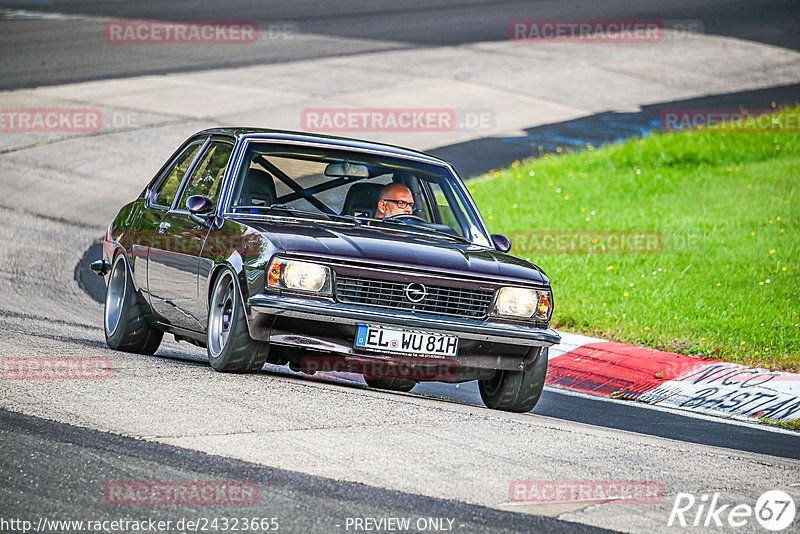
{"left": 0, "top": 409, "right": 615, "bottom": 534}
{"left": 0, "top": 0, "right": 799, "bottom": 89}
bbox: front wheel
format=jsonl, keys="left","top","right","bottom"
{"left": 104, "top": 254, "right": 163, "bottom": 354}
{"left": 207, "top": 268, "right": 270, "bottom": 373}
{"left": 478, "top": 347, "right": 548, "bottom": 412}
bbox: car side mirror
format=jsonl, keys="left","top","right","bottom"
{"left": 186, "top": 195, "right": 214, "bottom": 229}
{"left": 186, "top": 195, "right": 213, "bottom": 215}
{"left": 491, "top": 233, "right": 511, "bottom": 253}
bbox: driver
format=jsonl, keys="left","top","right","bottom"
{"left": 375, "top": 183, "right": 414, "bottom": 218}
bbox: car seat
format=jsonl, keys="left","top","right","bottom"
{"left": 236, "top": 168, "right": 277, "bottom": 213}
{"left": 341, "top": 183, "right": 383, "bottom": 218}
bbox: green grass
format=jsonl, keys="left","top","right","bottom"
{"left": 469, "top": 109, "right": 799, "bottom": 371}
{"left": 758, "top": 416, "right": 800, "bottom": 430}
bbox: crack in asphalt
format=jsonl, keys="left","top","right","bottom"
{"left": 0, "top": 202, "right": 105, "bottom": 231}
{"left": 0, "top": 326, "right": 108, "bottom": 350}
{"left": 0, "top": 308, "right": 98, "bottom": 331}
{"left": 141, "top": 417, "right": 472, "bottom": 440}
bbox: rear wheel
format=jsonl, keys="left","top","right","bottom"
{"left": 478, "top": 347, "right": 548, "bottom": 412}
{"left": 104, "top": 254, "right": 163, "bottom": 354}
{"left": 364, "top": 376, "right": 417, "bottom": 392}
{"left": 207, "top": 269, "right": 270, "bottom": 373}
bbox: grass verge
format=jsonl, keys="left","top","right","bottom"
{"left": 758, "top": 416, "right": 800, "bottom": 431}
{"left": 470, "top": 108, "right": 799, "bottom": 371}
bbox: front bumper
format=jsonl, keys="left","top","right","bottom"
{"left": 247, "top": 293, "right": 560, "bottom": 373}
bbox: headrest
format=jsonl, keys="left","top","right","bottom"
{"left": 237, "top": 168, "right": 277, "bottom": 212}
{"left": 341, "top": 182, "right": 383, "bottom": 218}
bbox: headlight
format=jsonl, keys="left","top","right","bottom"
{"left": 492, "top": 287, "right": 553, "bottom": 321}
{"left": 267, "top": 258, "right": 331, "bottom": 294}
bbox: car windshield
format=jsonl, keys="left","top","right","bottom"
{"left": 226, "top": 141, "right": 493, "bottom": 247}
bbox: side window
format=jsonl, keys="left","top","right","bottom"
{"left": 152, "top": 141, "right": 203, "bottom": 208}
{"left": 177, "top": 141, "right": 233, "bottom": 210}
{"left": 428, "top": 181, "right": 460, "bottom": 231}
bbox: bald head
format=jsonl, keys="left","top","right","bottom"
{"left": 376, "top": 183, "right": 413, "bottom": 218}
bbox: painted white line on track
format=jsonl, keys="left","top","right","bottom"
{"left": 0, "top": 9, "right": 85, "bottom": 20}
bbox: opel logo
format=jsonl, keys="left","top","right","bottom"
{"left": 404, "top": 283, "right": 427, "bottom": 303}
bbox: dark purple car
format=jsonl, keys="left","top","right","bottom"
{"left": 93, "top": 128, "right": 560, "bottom": 412}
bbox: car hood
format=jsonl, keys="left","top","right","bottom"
{"left": 242, "top": 218, "right": 549, "bottom": 287}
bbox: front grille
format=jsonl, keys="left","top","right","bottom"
{"left": 335, "top": 274, "right": 494, "bottom": 319}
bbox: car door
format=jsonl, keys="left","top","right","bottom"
{"left": 134, "top": 137, "right": 206, "bottom": 300}
{"left": 147, "top": 138, "right": 234, "bottom": 332}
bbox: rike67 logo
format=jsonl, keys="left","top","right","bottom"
{"left": 668, "top": 490, "right": 795, "bottom": 531}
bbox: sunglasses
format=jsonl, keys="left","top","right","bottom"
{"left": 382, "top": 199, "right": 414, "bottom": 209}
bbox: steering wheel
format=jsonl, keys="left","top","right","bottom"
{"left": 385, "top": 214, "right": 427, "bottom": 223}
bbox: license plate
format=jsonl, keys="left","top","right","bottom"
{"left": 355, "top": 324, "right": 458, "bottom": 358}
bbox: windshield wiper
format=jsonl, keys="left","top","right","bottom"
{"left": 417, "top": 226, "right": 473, "bottom": 245}
{"left": 266, "top": 204, "right": 361, "bottom": 226}
{"left": 326, "top": 213, "right": 363, "bottom": 226}
{"left": 372, "top": 217, "right": 473, "bottom": 245}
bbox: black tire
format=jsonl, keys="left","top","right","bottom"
{"left": 364, "top": 377, "right": 417, "bottom": 393}
{"left": 104, "top": 254, "right": 163, "bottom": 355}
{"left": 478, "top": 347, "right": 548, "bottom": 412}
{"left": 207, "top": 268, "right": 270, "bottom": 373}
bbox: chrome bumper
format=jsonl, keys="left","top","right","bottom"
{"left": 248, "top": 293, "right": 561, "bottom": 347}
